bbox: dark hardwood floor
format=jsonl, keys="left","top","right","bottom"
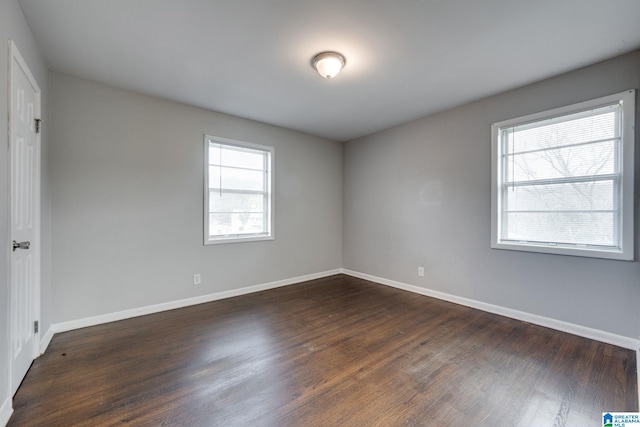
{"left": 9, "top": 275, "right": 637, "bottom": 426}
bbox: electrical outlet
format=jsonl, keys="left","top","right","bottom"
{"left": 418, "top": 267, "right": 425, "bottom": 277}
{"left": 193, "top": 274, "right": 201, "bottom": 285}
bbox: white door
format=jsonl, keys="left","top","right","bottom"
{"left": 9, "top": 40, "right": 41, "bottom": 396}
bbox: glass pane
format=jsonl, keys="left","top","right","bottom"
{"left": 504, "top": 212, "right": 617, "bottom": 246}
{"left": 209, "top": 166, "right": 264, "bottom": 191}
{"left": 506, "top": 140, "right": 616, "bottom": 182}
{"left": 505, "top": 180, "right": 615, "bottom": 212}
{"left": 505, "top": 107, "right": 619, "bottom": 154}
{"left": 209, "top": 144, "right": 219, "bottom": 165}
{"left": 209, "top": 191, "right": 264, "bottom": 213}
{"left": 209, "top": 213, "right": 266, "bottom": 236}
{"left": 209, "top": 165, "right": 220, "bottom": 189}
{"left": 209, "top": 143, "right": 266, "bottom": 170}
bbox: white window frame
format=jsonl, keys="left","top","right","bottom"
{"left": 490, "top": 90, "right": 635, "bottom": 260}
{"left": 204, "top": 135, "right": 274, "bottom": 245}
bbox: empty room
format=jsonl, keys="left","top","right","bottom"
{"left": 1, "top": 0, "right": 639, "bottom": 426}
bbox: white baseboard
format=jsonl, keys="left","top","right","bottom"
{"left": 0, "top": 396, "right": 13, "bottom": 427}
{"left": 341, "top": 269, "right": 640, "bottom": 351}
{"left": 52, "top": 269, "right": 342, "bottom": 334}
{"left": 39, "top": 326, "right": 54, "bottom": 354}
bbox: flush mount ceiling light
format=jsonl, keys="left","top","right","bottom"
{"left": 312, "top": 52, "right": 346, "bottom": 79}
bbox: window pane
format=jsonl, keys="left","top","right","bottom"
{"left": 507, "top": 140, "right": 617, "bottom": 182}
{"left": 209, "top": 143, "right": 265, "bottom": 170}
{"left": 506, "top": 107, "right": 619, "bottom": 154}
{"left": 505, "top": 180, "right": 615, "bottom": 212}
{"left": 209, "top": 166, "right": 264, "bottom": 191}
{"left": 492, "top": 91, "right": 634, "bottom": 259}
{"left": 505, "top": 212, "right": 617, "bottom": 246}
{"left": 209, "top": 213, "right": 266, "bottom": 236}
{"left": 205, "top": 137, "right": 273, "bottom": 244}
{"left": 209, "top": 191, "right": 264, "bottom": 213}
{"left": 209, "top": 144, "right": 219, "bottom": 165}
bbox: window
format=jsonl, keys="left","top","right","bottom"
{"left": 491, "top": 90, "right": 635, "bottom": 260}
{"left": 204, "top": 136, "right": 274, "bottom": 244}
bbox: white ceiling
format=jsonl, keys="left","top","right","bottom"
{"left": 18, "top": 0, "right": 640, "bottom": 142}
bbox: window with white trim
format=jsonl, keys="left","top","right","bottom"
{"left": 491, "top": 90, "right": 635, "bottom": 260}
{"left": 204, "top": 136, "right": 274, "bottom": 244}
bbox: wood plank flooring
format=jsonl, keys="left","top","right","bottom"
{"left": 9, "top": 275, "right": 638, "bottom": 426}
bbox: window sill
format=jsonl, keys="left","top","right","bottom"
{"left": 491, "top": 240, "right": 633, "bottom": 261}
{"left": 205, "top": 235, "right": 274, "bottom": 245}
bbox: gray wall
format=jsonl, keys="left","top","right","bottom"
{"left": 1, "top": 0, "right": 51, "bottom": 412}
{"left": 343, "top": 51, "right": 640, "bottom": 339}
{"left": 49, "top": 72, "right": 342, "bottom": 323}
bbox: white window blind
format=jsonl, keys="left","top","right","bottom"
{"left": 204, "top": 136, "right": 273, "bottom": 244}
{"left": 491, "top": 90, "right": 635, "bottom": 260}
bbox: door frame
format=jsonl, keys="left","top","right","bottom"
{"left": 7, "top": 39, "right": 41, "bottom": 396}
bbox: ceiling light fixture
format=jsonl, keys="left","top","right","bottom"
{"left": 312, "top": 52, "right": 346, "bottom": 79}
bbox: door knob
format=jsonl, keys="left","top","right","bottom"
{"left": 12, "top": 240, "right": 30, "bottom": 251}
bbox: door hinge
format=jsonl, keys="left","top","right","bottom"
{"left": 35, "top": 118, "right": 42, "bottom": 134}
{"left": 34, "top": 320, "right": 39, "bottom": 334}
